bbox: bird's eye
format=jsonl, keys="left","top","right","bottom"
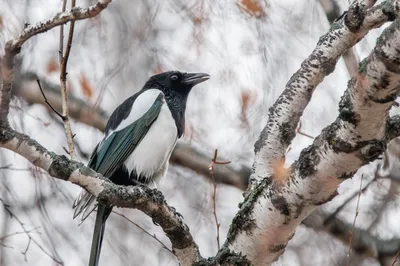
{"left": 170, "top": 75, "right": 178, "bottom": 81}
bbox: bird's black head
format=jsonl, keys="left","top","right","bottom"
{"left": 143, "top": 71, "right": 210, "bottom": 96}
{"left": 142, "top": 70, "right": 209, "bottom": 138}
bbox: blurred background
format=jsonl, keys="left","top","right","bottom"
{"left": 0, "top": 0, "right": 399, "bottom": 265}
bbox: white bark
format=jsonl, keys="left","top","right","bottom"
{"left": 225, "top": 5, "right": 400, "bottom": 265}
{"left": 2, "top": 0, "right": 400, "bottom": 265}
{"left": 250, "top": 0, "right": 400, "bottom": 187}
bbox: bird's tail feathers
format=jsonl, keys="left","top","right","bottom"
{"left": 89, "top": 205, "right": 111, "bottom": 266}
{"left": 72, "top": 190, "right": 98, "bottom": 223}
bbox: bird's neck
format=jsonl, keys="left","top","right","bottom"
{"left": 164, "top": 91, "right": 187, "bottom": 138}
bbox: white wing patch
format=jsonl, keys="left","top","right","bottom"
{"left": 123, "top": 99, "right": 178, "bottom": 182}
{"left": 104, "top": 89, "right": 162, "bottom": 139}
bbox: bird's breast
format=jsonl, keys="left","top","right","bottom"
{"left": 123, "top": 101, "right": 178, "bottom": 183}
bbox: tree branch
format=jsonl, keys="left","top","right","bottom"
{"left": 0, "top": 124, "right": 200, "bottom": 265}
{"left": 59, "top": 0, "right": 77, "bottom": 159}
{"left": 16, "top": 72, "right": 108, "bottom": 131}
{"left": 250, "top": 0, "right": 400, "bottom": 187}
{"left": 303, "top": 209, "right": 400, "bottom": 262}
{"left": 0, "top": 0, "right": 112, "bottom": 123}
{"left": 16, "top": 72, "right": 400, "bottom": 264}
{"left": 0, "top": 198, "right": 62, "bottom": 264}
{"left": 2, "top": 0, "right": 400, "bottom": 265}
{"left": 319, "top": 0, "right": 359, "bottom": 77}
{"left": 225, "top": 2, "right": 400, "bottom": 265}
{"left": 0, "top": 1, "right": 200, "bottom": 265}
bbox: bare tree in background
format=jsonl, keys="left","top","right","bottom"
{"left": 1, "top": 0, "right": 400, "bottom": 266}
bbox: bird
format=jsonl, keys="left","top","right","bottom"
{"left": 72, "top": 70, "right": 210, "bottom": 266}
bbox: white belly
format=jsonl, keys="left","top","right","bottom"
{"left": 123, "top": 101, "right": 178, "bottom": 182}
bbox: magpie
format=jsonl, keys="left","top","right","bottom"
{"left": 72, "top": 71, "right": 210, "bottom": 266}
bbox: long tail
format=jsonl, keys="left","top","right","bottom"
{"left": 89, "top": 204, "right": 112, "bottom": 266}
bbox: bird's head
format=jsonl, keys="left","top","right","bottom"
{"left": 144, "top": 71, "right": 210, "bottom": 96}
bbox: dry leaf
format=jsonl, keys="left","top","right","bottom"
{"left": 79, "top": 73, "right": 93, "bottom": 99}
{"left": 240, "top": 90, "right": 255, "bottom": 128}
{"left": 236, "top": 0, "right": 265, "bottom": 18}
{"left": 193, "top": 16, "right": 202, "bottom": 25}
{"left": 46, "top": 58, "right": 59, "bottom": 73}
{"left": 153, "top": 64, "right": 164, "bottom": 75}
{"left": 272, "top": 158, "right": 291, "bottom": 185}
{"left": 67, "top": 80, "right": 74, "bottom": 93}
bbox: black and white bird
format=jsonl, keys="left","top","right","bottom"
{"left": 72, "top": 71, "right": 210, "bottom": 266}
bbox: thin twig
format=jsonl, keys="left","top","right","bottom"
{"left": 59, "top": 0, "right": 76, "bottom": 159}
{"left": 0, "top": 227, "right": 41, "bottom": 241}
{"left": 0, "top": 198, "right": 63, "bottom": 264}
{"left": 111, "top": 210, "right": 175, "bottom": 256}
{"left": 36, "top": 79, "right": 64, "bottom": 120}
{"left": 392, "top": 249, "right": 400, "bottom": 266}
{"left": 296, "top": 120, "right": 314, "bottom": 139}
{"left": 208, "top": 149, "right": 231, "bottom": 250}
{"left": 59, "top": 0, "right": 67, "bottom": 64}
{"left": 63, "top": 0, "right": 76, "bottom": 66}
{"left": 346, "top": 174, "right": 364, "bottom": 266}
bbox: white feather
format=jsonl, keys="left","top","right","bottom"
{"left": 105, "top": 87, "right": 178, "bottom": 180}
{"left": 124, "top": 100, "right": 178, "bottom": 181}
{"left": 104, "top": 89, "right": 162, "bottom": 139}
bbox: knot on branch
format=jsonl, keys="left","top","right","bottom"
{"left": 194, "top": 249, "right": 252, "bottom": 266}
{"left": 96, "top": 184, "right": 166, "bottom": 208}
{"left": 339, "top": 86, "right": 360, "bottom": 125}
{"left": 271, "top": 194, "right": 290, "bottom": 216}
{"left": 0, "top": 123, "right": 12, "bottom": 143}
{"left": 345, "top": 3, "right": 366, "bottom": 32}
{"left": 359, "top": 140, "right": 386, "bottom": 160}
{"left": 381, "top": 0, "right": 400, "bottom": 22}
{"left": 48, "top": 155, "right": 82, "bottom": 180}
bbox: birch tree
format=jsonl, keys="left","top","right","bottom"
{"left": 1, "top": 0, "right": 400, "bottom": 265}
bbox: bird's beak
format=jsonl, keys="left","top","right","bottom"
{"left": 182, "top": 72, "right": 210, "bottom": 86}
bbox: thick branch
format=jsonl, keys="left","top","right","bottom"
{"left": 16, "top": 72, "right": 108, "bottom": 131}
{"left": 303, "top": 209, "right": 400, "bottom": 262}
{"left": 0, "top": 0, "right": 112, "bottom": 123}
{"left": 171, "top": 143, "right": 250, "bottom": 190}
{"left": 0, "top": 124, "right": 200, "bottom": 265}
{"left": 319, "top": 0, "right": 359, "bottom": 77}
{"left": 251, "top": 0, "right": 400, "bottom": 186}
{"left": 226, "top": 3, "right": 400, "bottom": 265}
